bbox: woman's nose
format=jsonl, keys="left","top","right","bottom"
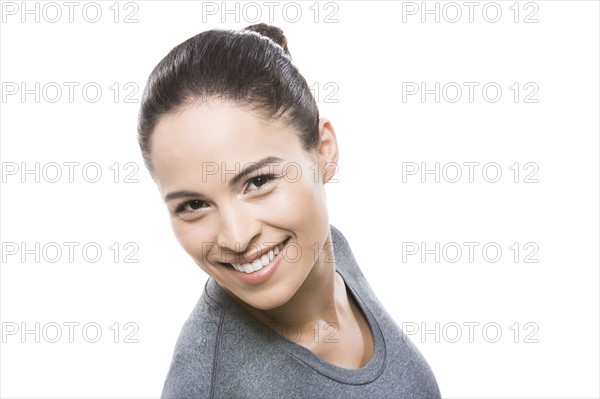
{"left": 216, "top": 204, "right": 261, "bottom": 254}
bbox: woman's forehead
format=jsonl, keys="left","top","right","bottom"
{"left": 149, "top": 100, "right": 305, "bottom": 186}
{"left": 153, "top": 101, "right": 290, "bottom": 152}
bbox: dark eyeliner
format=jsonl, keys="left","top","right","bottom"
{"left": 175, "top": 199, "right": 205, "bottom": 213}
{"left": 245, "top": 173, "right": 279, "bottom": 190}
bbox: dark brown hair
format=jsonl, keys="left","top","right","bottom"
{"left": 137, "top": 23, "right": 319, "bottom": 172}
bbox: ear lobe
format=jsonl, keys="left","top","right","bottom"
{"left": 316, "top": 117, "right": 339, "bottom": 183}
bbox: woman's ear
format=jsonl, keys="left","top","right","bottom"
{"left": 315, "top": 117, "right": 339, "bottom": 184}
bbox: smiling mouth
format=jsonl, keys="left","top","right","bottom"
{"left": 227, "top": 238, "right": 289, "bottom": 274}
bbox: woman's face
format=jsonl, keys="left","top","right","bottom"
{"left": 149, "top": 99, "right": 338, "bottom": 310}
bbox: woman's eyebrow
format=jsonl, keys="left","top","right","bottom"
{"left": 163, "top": 156, "right": 284, "bottom": 202}
{"left": 229, "top": 156, "right": 284, "bottom": 185}
{"left": 164, "top": 191, "right": 202, "bottom": 202}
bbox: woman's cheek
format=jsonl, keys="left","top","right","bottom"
{"left": 267, "top": 183, "right": 310, "bottom": 222}
{"left": 172, "top": 221, "right": 210, "bottom": 264}
{"left": 281, "top": 179, "right": 326, "bottom": 226}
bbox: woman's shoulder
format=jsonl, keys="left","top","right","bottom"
{"left": 161, "top": 278, "right": 280, "bottom": 397}
{"left": 161, "top": 285, "right": 224, "bottom": 398}
{"left": 330, "top": 224, "right": 375, "bottom": 296}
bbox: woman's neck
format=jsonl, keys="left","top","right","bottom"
{"left": 226, "top": 231, "right": 374, "bottom": 368}
{"left": 230, "top": 233, "right": 353, "bottom": 345}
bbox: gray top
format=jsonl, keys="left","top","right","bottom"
{"left": 161, "top": 225, "right": 441, "bottom": 398}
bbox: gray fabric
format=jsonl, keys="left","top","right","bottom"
{"left": 161, "top": 225, "right": 441, "bottom": 398}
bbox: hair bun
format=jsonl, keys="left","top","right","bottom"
{"left": 243, "top": 23, "right": 291, "bottom": 57}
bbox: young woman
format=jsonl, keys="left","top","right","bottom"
{"left": 138, "top": 23, "right": 440, "bottom": 398}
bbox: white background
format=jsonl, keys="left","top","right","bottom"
{"left": 1, "top": 1, "right": 599, "bottom": 397}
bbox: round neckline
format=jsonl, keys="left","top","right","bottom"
{"left": 205, "top": 268, "right": 387, "bottom": 385}
{"left": 273, "top": 268, "right": 386, "bottom": 384}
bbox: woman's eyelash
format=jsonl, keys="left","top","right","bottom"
{"left": 175, "top": 199, "right": 207, "bottom": 214}
{"left": 245, "top": 173, "right": 279, "bottom": 191}
{"left": 174, "top": 174, "right": 280, "bottom": 215}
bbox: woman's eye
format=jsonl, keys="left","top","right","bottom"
{"left": 176, "top": 199, "right": 208, "bottom": 214}
{"left": 246, "top": 174, "right": 277, "bottom": 192}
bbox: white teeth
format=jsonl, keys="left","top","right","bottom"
{"left": 260, "top": 254, "right": 269, "bottom": 266}
{"left": 231, "top": 240, "right": 287, "bottom": 274}
{"left": 251, "top": 259, "right": 263, "bottom": 272}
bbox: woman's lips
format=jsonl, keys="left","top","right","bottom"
{"left": 222, "top": 238, "right": 290, "bottom": 286}
{"left": 229, "top": 238, "right": 290, "bottom": 274}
